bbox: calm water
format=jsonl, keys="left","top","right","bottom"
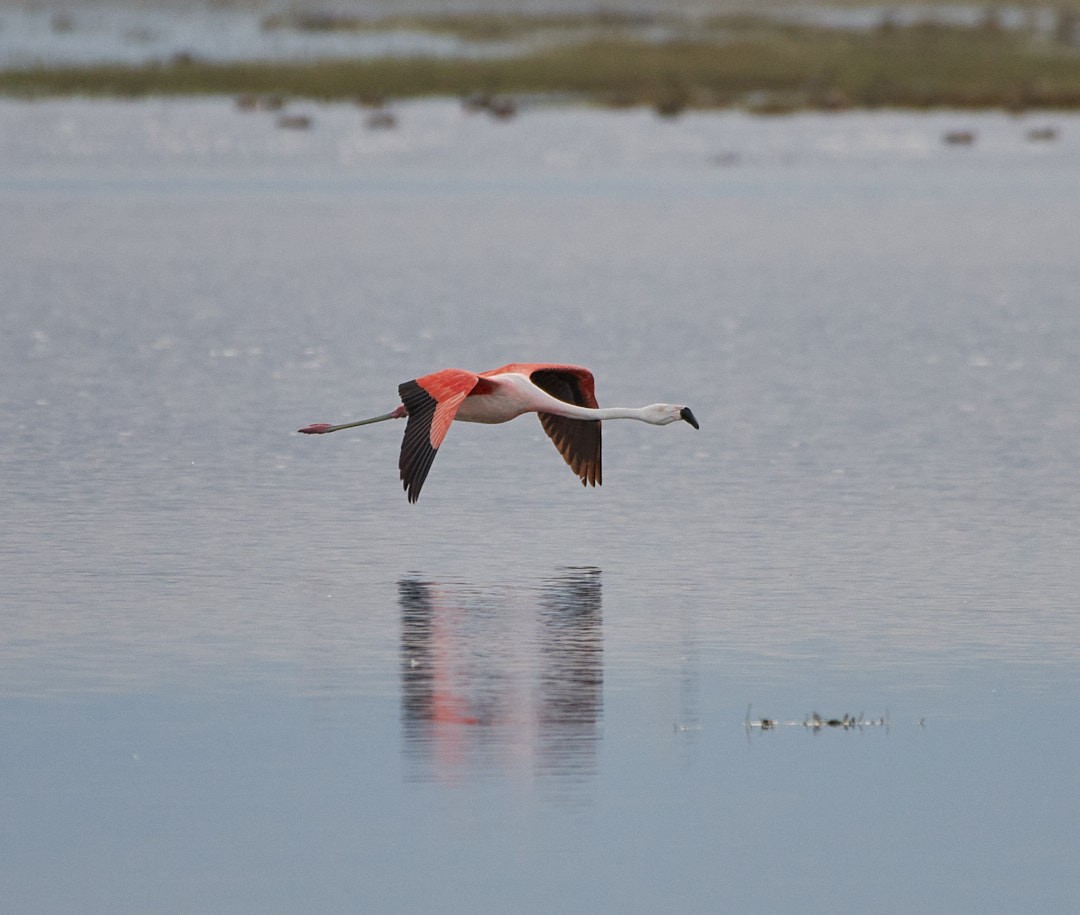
{"left": 0, "top": 3, "right": 522, "bottom": 68}
{"left": 2, "top": 98, "right": 1080, "bottom": 912}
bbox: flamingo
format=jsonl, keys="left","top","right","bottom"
{"left": 299, "top": 363, "right": 698, "bottom": 503}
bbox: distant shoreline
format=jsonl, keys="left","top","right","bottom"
{"left": 4, "top": 14, "right": 1080, "bottom": 112}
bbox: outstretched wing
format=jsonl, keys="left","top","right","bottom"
{"left": 398, "top": 369, "right": 479, "bottom": 503}
{"left": 528, "top": 366, "right": 602, "bottom": 488}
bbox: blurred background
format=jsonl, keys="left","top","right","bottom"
{"left": 4, "top": 0, "right": 1080, "bottom": 111}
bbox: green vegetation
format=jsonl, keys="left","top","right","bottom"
{"left": 4, "top": 17, "right": 1080, "bottom": 112}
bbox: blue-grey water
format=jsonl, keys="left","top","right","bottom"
{"left": 2, "top": 98, "right": 1080, "bottom": 913}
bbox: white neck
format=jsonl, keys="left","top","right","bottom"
{"left": 502, "top": 373, "right": 689, "bottom": 426}
{"left": 543, "top": 400, "right": 668, "bottom": 425}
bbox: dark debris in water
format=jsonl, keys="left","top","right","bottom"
{"left": 744, "top": 706, "right": 893, "bottom": 734}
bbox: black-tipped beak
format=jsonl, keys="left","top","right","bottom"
{"left": 680, "top": 407, "right": 699, "bottom": 429}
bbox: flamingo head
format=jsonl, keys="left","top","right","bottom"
{"left": 642, "top": 404, "right": 699, "bottom": 428}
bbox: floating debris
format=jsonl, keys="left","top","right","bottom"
{"left": 50, "top": 12, "right": 75, "bottom": 34}
{"left": 746, "top": 715, "right": 777, "bottom": 731}
{"left": 1026, "top": 125, "right": 1059, "bottom": 142}
{"left": 943, "top": 129, "right": 976, "bottom": 145}
{"left": 488, "top": 97, "right": 518, "bottom": 120}
{"left": 745, "top": 706, "right": 890, "bottom": 734}
{"left": 277, "top": 113, "right": 313, "bottom": 130}
{"left": 654, "top": 91, "right": 689, "bottom": 119}
{"left": 462, "top": 92, "right": 517, "bottom": 120}
{"left": 365, "top": 108, "right": 398, "bottom": 130}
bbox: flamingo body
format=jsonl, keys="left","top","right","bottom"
{"left": 300, "top": 363, "right": 697, "bottom": 503}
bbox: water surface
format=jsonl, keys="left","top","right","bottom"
{"left": 2, "top": 98, "right": 1079, "bottom": 912}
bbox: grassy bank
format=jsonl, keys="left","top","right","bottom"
{"left": 4, "top": 19, "right": 1080, "bottom": 111}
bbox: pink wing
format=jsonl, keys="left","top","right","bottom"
{"left": 485, "top": 364, "right": 602, "bottom": 488}
{"left": 398, "top": 369, "right": 486, "bottom": 503}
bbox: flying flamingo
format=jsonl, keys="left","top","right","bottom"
{"left": 299, "top": 363, "right": 699, "bottom": 503}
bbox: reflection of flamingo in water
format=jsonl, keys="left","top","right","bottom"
{"left": 399, "top": 570, "right": 603, "bottom": 782}
{"left": 299, "top": 363, "right": 698, "bottom": 502}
